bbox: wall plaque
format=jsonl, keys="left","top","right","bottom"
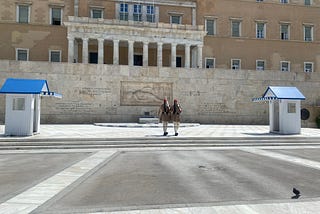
{"left": 120, "top": 81, "right": 173, "bottom": 106}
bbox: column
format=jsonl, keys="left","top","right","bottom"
{"left": 98, "top": 38, "right": 104, "bottom": 64}
{"left": 197, "top": 44, "right": 203, "bottom": 68}
{"left": 157, "top": 42, "right": 163, "bottom": 67}
{"left": 74, "top": 0, "right": 79, "bottom": 17}
{"left": 113, "top": 40, "right": 119, "bottom": 65}
{"left": 82, "top": 37, "right": 89, "bottom": 64}
{"left": 171, "top": 43, "right": 177, "bottom": 68}
{"left": 192, "top": 8, "right": 196, "bottom": 26}
{"left": 141, "top": 5, "right": 147, "bottom": 21}
{"left": 143, "top": 41, "right": 148, "bottom": 67}
{"left": 128, "top": 40, "right": 134, "bottom": 66}
{"left": 185, "top": 44, "right": 190, "bottom": 68}
{"left": 128, "top": 4, "right": 134, "bottom": 21}
{"left": 67, "top": 36, "right": 74, "bottom": 63}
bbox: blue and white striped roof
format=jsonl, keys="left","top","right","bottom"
{"left": 252, "top": 86, "right": 305, "bottom": 102}
{"left": 0, "top": 78, "right": 62, "bottom": 98}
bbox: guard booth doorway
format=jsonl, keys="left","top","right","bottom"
{"left": 272, "top": 101, "right": 279, "bottom": 132}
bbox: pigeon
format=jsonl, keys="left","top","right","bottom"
{"left": 293, "top": 188, "right": 300, "bottom": 196}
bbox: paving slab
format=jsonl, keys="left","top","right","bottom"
{"left": 0, "top": 152, "right": 91, "bottom": 203}
{"left": 33, "top": 149, "right": 320, "bottom": 213}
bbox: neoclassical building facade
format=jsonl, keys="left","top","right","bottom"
{"left": 0, "top": 0, "right": 319, "bottom": 72}
{"left": 0, "top": 0, "right": 320, "bottom": 125}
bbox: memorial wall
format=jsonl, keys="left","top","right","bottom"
{"left": 0, "top": 60, "right": 319, "bottom": 127}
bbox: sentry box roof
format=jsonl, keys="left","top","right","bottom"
{"left": 0, "top": 78, "right": 62, "bottom": 98}
{"left": 252, "top": 86, "right": 305, "bottom": 102}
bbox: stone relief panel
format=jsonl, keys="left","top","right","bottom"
{"left": 120, "top": 81, "right": 173, "bottom": 106}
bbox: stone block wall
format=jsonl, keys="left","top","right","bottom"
{"left": 0, "top": 60, "right": 319, "bottom": 127}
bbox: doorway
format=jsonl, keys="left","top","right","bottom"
{"left": 89, "top": 52, "right": 98, "bottom": 64}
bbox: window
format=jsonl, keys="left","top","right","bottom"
{"left": 13, "top": 98, "right": 25, "bottom": 111}
{"left": 231, "top": 20, "right": 241, "bottom": 37}
{"left": 256, "top": 60, "right": 265, "bottom": 71}
{"left": 171, "top": 15, "right": 181, "bottom": 24}
{"left": 205, "top": 19, "right": 216, "bottom": 36}
{"left": 16, "top": 48, "right": 29, "bottom": 61}
{"left": 288, "top": 103, "right": 296, "bottom": 113}
{"left": 304, "top": 25, "right": 313, "bottom": 41}
{"left": 256, "top": 22, "right": 265, "bottom": 39}
{"left": 305, "top": 0, "right": 311, "bottom": 5}
{"left": 17, "top": 5, "right": 30, "bottom": 23}
{"left": 91, "top": 9, "right": 103, "bottom": 19}
{"left": 50, "top": 8, "right": 62, "bottom": 25}
{"left": 280, "top": 24, "right": 289, "bottom": 40}
{"left": 119, "top": 3, "right": 128, "bottom": 21}
{"left": 304, "top": 62, "right": 313, "bottom": 72}
{"left": 256, "top": 0, "right": 264, "bottom": 2}
{"left": 281, "top": 61, "right": 290, "bottom": 72}
{"left": 133, "top": 4, "right": 142, "bottom": 21}
{"left": 49, "top": 50, "right": 61, "bottom": 62}
{"left": 231, "top": 59, "right": 241, "bottom": 70}
{"left": 146, "top": 5, "right": 155, "bottom": 22}
{"left": 205, "top": 58, "right": 215, "bottom": 68}
{"left": 280, "top": 0, "right": 288, "bottom": 3}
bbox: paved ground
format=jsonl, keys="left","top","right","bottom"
{"left": 1, "top": 124, "right": 320, "bottom": 213}
{"left": 1, "top": 124, "right": 320, "bottom": 142}
{"left": 0, "top": 146, "right": 320, "bottom": 213}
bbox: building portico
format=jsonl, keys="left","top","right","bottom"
{"left": 65, "top": 16, "right": 206, "bottom": 68}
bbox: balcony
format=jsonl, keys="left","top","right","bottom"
{"left": 64, "top": 16, "right": 206, "bottom": 45}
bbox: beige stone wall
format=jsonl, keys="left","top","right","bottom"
{"left": 0, "top": 23, "right": 68, "bottom": 62}
{"left": 0, "top": 0, "right": 73, "bottom": 24}
{"left": 199, "top": 0, "right": 320, "bottom": 71}
{"left": 0, "top": 60, "right": 319, "bottom": 127}
{"left": 159, "top": 5, "right": 193, "bottom": 24}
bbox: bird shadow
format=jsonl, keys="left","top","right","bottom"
{"left": 291, "top": 195, "right": 301, "bottom": 199}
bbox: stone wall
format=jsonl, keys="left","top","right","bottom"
{"left": 0, "top": 60, "right": 319, "bottom": 127}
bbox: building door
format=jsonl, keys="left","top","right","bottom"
{"left": 176, "top": 56, "right": 182, "bottom": 67}
{"left": 89, "top": 52, "right": 98, "bottom": 64}
{"left": 134, "top": 54, "right": 143, "bottom": 66}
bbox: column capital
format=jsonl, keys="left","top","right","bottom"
{"left": 157, "top": 42, "right": 163, "bottom": 46}
{"left": 98, "top": 38, "right": 104, "bottom": 42}
{"left": 82, "top": 37, "right": 89, "bottom": 42}
{"left": 197, "top": 44, "right": 204, "bottom": 48}
{"left": 185, "top": 43, "right": 191, "bottom": 47}
{"left": 67, "top": 36, "right": 74, "bottom": 40}
{"left": 128, "top": 40, "right": 135, "bottom": 45}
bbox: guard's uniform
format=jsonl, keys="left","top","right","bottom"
{"left": 158, "top": 100, "right": 171, "bottom": 136}
{"left": 171, "top": 100, "right": 182, "bottom": 136}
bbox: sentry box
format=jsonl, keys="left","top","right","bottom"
{"left": 0, "top": 78, "right": 62, "bottom": 136}
{"left": 253, "top": 86, "right": 305, "bottom": 134}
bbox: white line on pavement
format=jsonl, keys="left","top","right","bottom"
{"left": 240, "top": 148, "right": 320, "bottom": 171}
{"left": 89, "top": 200, "right": 320, "bottom": 214}
{"left": 0, "top": 150, "right": 117, "bottom": 214}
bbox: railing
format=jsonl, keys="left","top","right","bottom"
{"left": 67, "top": 16, "right": 204, "bottom": 31}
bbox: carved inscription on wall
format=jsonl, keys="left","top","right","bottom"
{"left": 199, "top": 103, "right": 230, "bottom": 114}
{"left": 180, "top": 90, "right": 203, "bottom": 97}
{"left": 76, "top": 87, "right": 111, "bottom": 97}
{"left": 55, "top": 101, "right": 94, "bottom": 113}
{"left": 120, "top": 81, "right": 173, "bottom": 106}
